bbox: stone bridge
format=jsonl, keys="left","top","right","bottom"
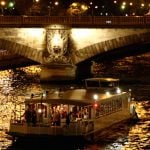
{"left": 0, "top": 16, "right": 150, "bottom": 80}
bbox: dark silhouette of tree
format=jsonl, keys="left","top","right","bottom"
{"left": 15, "top": 0, "right": 33, "bottom": 15}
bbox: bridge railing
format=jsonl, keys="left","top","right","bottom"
{"left": 93, "top": 16, "right": 146, "bottom": 25}
{"left": 0, "top": 16, "right": 150, "bottom": 27}
{"left": 0, "top": 16, "right": 22, "bottom": 25}
{"left": 22, "top": 16, "right": 94, "bottom": 25}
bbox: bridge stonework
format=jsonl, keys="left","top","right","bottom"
{"left": 0, "top": 27, "right": 150, "bottom": 80}
{"left": 71, "top": 28, "right": 150, "bottom": 63}
{"left": 0, "top": 28, "right": 45, "bottom": 63}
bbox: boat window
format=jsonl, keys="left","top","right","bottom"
{"left": 100, "top": 81, "right": 115, "bottom": 87}
{"left": 86, "top": 80, "right": 118, "bottom": 88}
{"left": 86, "top": 80, "right": 100, "bottom": 88}
{"left": 95, "top": 98, "right": 122, "bottom": 118}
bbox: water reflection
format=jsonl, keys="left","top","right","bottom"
{"left": 85, "top": 101, "right": 150, "bottom": 150}
{"left": 0, "top": 66, "right": 149, "bottom": 150}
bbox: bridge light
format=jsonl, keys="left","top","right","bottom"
{"left": 113, "top": 1, "right": 117, "bottom": 4}
{"left": 122, "top": 2, "right": 126, "bottom": 6}
{"left": 121, "top": 5, "right": 126, "bottom": 10}
{"left": 0, "top": 0, "right": 6, "bottom": 15}
{"left": 0, "top": 0, "right": 6, "bottom": 7}
{"left": 54, "top": 1, "right": 59, "bottom": 6}
{"left": 8, "top": 2, "right": 14, "bottom": 8}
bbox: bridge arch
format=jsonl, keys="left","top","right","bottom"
{"left": 0, "top": 39, "right": 43, "bottom": 63}
{"left": 73, "top": 32, "right": 150, "bottom": 64}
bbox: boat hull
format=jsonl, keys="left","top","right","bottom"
{"left": 7, "top": 135, "right": 86, "bottom": 149}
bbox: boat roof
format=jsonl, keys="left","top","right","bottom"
{"left": 24, "top": 88, "right": 126, "bottom": 106}
{"left": 85, "top": 78, "right": 120, "bottom": 82}
{"left": 25, "top": 95, "right": 92, "bottom": 106}
{"left": 24, "top": 78, "right": 122, "bottom": 106}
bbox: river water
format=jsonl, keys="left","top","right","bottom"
{"left": 0, "top": 52, "right": 150, "bottom": 150}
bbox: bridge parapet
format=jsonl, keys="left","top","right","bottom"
{"left": 0, "top": 16, "right": 150, "bottom": 27}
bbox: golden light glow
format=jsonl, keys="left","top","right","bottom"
{"left": 22, "top": 28, "right": 43, "bottom": 37}
{"left": 114, "top": 1, "right": 117, "bottom": 4}
{"left": 121, "top": 5, "right": 126, "bottom": 9}
{"left": 35, "top": 0, "right": 39, "bottom": 2}
{"left": 72, "top": 2, "right": 77, "bottom": 7}
{"left": 67, "top": 2, "right": 89, "bottom": 15}
{"left": 71, "top": 29, "right": 93, "bottom": 39}
{"left": 38, "top": 108, "right": 42, "bottom": 113}
{"left": 81, "top": 4, "right": 88, "bottom": 11}
{"left": 141, "top": 3, "right": 145, "bottom": 7}
{"left": 90, "top": 2, "right": 93, "bottom": 5}
{"left": 0, "top": 0, "right": 6, "bottom": 6}
{"left": 106, "top": 91, "right": 110, "bottom": 96}
{"left": 129, "top": 2, "right": 133, "bottom": 6}
{"left": 52, "top": 32, "right": 63, "bottom": 47}
{"left": 93, "top": 94, "right": 98, "bottom": 100}
{"left": 122, "top": 2, "right": 126, "bottom": 5}
{"left": 54, "top": 1, "right": 59, "bottom": 6}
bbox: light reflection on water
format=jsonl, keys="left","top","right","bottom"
{"left": 0, "top": 66, "right": 149, "bottom": 150}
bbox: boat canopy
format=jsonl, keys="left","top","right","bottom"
{"left": 24, "top": 93, "right": 92, "bottom": 106}
{"left": 85, "top": 78, "right": 119, "bottom": 82}
{"left": 24, "top": 78, "right": 121, "bottom": 107}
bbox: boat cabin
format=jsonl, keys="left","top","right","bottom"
{"left": 85, "top": 78, "right": 119, "bottom": 89}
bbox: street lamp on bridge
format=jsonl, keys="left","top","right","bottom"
{"left": 48, "top": 1, "right": 59, "bottom": 16}
{"left": 0, "top": 0, "right": 6, "bottom": 15}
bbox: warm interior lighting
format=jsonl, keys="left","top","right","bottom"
{"left": 38, "top": 108, "right": 42, "bottom": 113}
{"left": 93, "top": 102, "right": 98, "bottom": 108}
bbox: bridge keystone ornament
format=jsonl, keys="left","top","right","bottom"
{"left": 40, "top": 25, "right": 76, "bottom": 81}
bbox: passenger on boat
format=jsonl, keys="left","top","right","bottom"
{"left": 52, "top": 110, "right": 61, "bottom": 126}
{"left": 31, "top": 107, "right": 37, "bottom": 126}
{"left": 131, "top": 104, "right": 139, "bottom": 123}
{"left": 66, "top": 112, "right": 72, "bottom": 128}
{"left": 24, "top": 104, "right": 32, "bottom": 126}
{"left": 83, "top": 112, "right": 88, "bottom": 119}
{"left": 24, "top": 104, "right": 37, "bottom": 126}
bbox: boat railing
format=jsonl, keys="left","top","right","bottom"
{"left": 9, "top": 118, "right": 94, "bottom": 136}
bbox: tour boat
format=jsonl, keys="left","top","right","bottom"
{"left": 7, "top": 78, "right": 137, "bottom": 142}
